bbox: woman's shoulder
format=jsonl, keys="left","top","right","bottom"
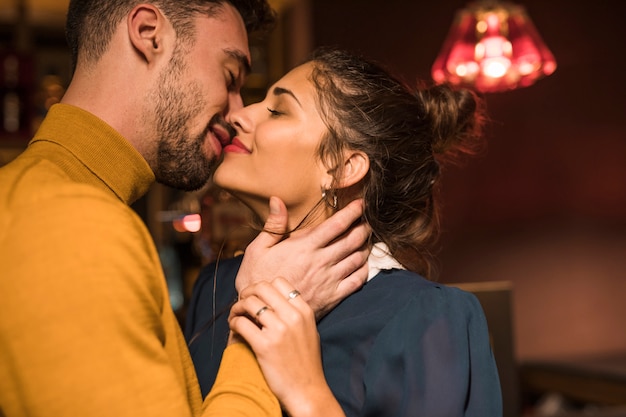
{"left": 191, "top": 254, "right": 243, "bottom": 302}
{"left": 194, "top": 255, "right": 243, "bottom": 290}
{"left": 185, "top": 255, "right": 242, "bottom": 336}
{"left": 322, "top": 269, "right": 479, "bottom": 327}
{"left": 367, "top": 269, "right": 485, "bottom": 321}
{"left": 367, "top": 269, "right": 471, "bottom": 297}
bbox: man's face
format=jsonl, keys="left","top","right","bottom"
{"left": 149, "top": 4, "right": 250, "bottom": 191}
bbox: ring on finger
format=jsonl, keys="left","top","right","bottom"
{"left": 287, "top": 289, "right": 301, "bottom": 300}
{"left": 255, "top": 305, "right": 270, "bottom": 318}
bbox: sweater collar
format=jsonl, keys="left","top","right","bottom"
{"left": 31, "top": 103, "right": 155, "bottom": 205}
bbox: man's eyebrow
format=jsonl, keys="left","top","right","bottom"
{"left": 272, "top": 86, "right": 302, "bottom": 108}
{"left": 225, "top": 49, "right": 251, "bottom": 76}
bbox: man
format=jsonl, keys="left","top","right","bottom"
{"left": 0, "top": 1, "right": 369, "bottom": 416}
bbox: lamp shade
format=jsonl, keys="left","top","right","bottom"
{"left": 432, "top": 1, "right": 556, "bottom": 93}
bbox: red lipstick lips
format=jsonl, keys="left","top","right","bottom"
{"left": 224, "top": 137, "right": 251, "bottom": 154}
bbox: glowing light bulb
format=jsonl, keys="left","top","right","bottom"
{"left": 476, "top": 35, "right": 512, "bottom": 78}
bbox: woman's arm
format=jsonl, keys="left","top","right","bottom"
{"left": 228, "top": 278, "right": 346, "bottom": 417}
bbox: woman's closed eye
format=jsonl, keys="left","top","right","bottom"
{"left": 267, "top": 107, "right": 284, "bottom": 117}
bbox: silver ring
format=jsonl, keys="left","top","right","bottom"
{"left": 255, "top": 306, "right": 270, "bottom": 318}
{"left": 287, "top": 290, "right": 301, "bottom": 300}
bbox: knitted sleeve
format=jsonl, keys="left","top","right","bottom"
{"left": 203, "top": 343, "right": 281, "bottom": 417}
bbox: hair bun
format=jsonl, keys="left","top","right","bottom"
{"left": 416, "top": 84, "right": 486, "bottom": 161}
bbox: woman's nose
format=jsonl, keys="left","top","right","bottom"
{"left": 225, "top": 98, "right": 265, "bottom": 133}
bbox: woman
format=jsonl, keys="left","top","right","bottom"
{"left": 185, "top": 47, "right": 502, "bottom": 416}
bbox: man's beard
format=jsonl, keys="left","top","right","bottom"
{"left": 151, "top": 60, "right": 214, "bottom": 192}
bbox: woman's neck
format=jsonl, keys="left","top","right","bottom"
{"left": 237, "top": 194, "right": 333, "bottom": 234}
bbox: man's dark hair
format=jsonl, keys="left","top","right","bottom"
{"left": 66, "top": 0, "right": 275, "bottom": 70}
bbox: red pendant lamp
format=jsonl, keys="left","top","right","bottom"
{"left": 431, "top": 1, "right": 557, "bottom": 93}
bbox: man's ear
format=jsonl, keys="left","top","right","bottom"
{"left": 337, "top": 150, "right": 369, "bottom": 188}
{"left": 127, "top": 4, "right": 168, "bottom": 64}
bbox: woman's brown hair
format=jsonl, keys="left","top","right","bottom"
{"left": 308, "top": 47, "right": 486, "bottom": 278}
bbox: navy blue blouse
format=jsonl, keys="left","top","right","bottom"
{"left": 185, "top": 256, "right": 502, "bottom": 416}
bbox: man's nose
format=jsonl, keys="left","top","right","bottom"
{"left": 225, "top": 92, "right": 244, "bottom": 116}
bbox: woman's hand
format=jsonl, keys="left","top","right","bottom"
{"left": 228, "top": 277, "right": 346, "bottom": 417}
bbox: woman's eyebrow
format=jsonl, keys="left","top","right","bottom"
{"left": 272, "top": 86, "right": 302, "bottom": 108}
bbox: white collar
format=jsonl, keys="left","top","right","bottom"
{"left": 367, "top": 242, "right": 405, "bottom": 281}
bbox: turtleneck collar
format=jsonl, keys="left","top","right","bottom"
{"left": 30, "top": 103, "right": 155, "bottom": 205}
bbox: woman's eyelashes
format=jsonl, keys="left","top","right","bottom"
{"left": 266, "top": 107, "right": 284, "bottom": 117}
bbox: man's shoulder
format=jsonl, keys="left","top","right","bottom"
{"left": 0, "top": 154, "right": 146, "bottom": 259}
{"left": 2, "top": 151, "right": 127, "bottom": 212}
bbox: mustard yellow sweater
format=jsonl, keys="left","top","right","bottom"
{"left": 0, "top": 104, "right": 279, "bottom": 417}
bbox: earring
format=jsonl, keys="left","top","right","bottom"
{"left": 321, "top": 188, "right": 338, "bottom": 209}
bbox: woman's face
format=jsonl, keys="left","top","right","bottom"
{"left": 213, "top": 62, "right": 332, "bottom": 226}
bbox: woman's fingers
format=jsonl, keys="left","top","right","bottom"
{"left": 230, "top": 278, "right": 315, "bottom": 348}
{"left": 229, "top": 277, "right": 340, "bottom": 417}
{"left": 238, "top": 278, "right": 303, "bottom": 308}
